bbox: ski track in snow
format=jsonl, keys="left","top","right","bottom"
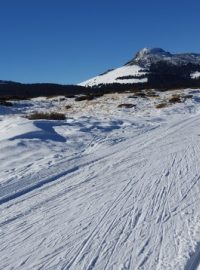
{"left": 0, "top": 90, "right": 200, "bottom": 269}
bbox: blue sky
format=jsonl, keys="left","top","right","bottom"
{"left": 0, "top": 0, "right": 200, "bottom": 84}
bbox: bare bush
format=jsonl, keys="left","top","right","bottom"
{"left": 168, "top": 94, "right": 182, "bottom": 103}
{"left": 75, "top": 93, "right": 103, "bottom": 102}
{"left": 155, "top": 103, "right": 168, "bottom": 109}
{"left": 118, "top": 103, "right": 136, "bottom": 108}
{"left": 27, "top": 112, "right": 66, "bottom": 120}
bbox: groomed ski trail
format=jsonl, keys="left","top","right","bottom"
{"left": 1, "top": 114, "right": 200, "bottom": 270}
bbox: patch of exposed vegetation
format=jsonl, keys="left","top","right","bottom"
{"left": 168, "top": 94, "right": 182, "bottom": 104}
{"left": 118, "top": 103, "right": 136, "bottom": 109}
{"left": 144, "top": 90, "right": 159, "bottom": 98}
{"left": 75, "top": 95, "right": 94, "bottom": 102}
{"left": 133, "top": 92, "right": 146, "bottom": 98}
{"left": 128, "top": 95, "right": 138, "bottom": 99}
{"left": 27, "top": 112, "right": 66, "bottom": 120}
{"left": 75, "top": 93, "right": 103, "bottom": 102}
{"left": 46, "top": 96, "right": 66, "bottom": 101}
{"left": 155, "top": 103, "right": 169, "bottom": 109}
{"left": 65, "top": 105, "right": 72, "bottom": 110}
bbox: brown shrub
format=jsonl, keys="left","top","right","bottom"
{"left": 134, "top": 92, "right": 146, "bottom": 98}
{"left": 145, "top": 90, "right": 159, "bottom": 98}
{"left": 75, "top": 93, "right": 103, "bottom": 102}
{"left": 118, "top": 103, "right": 136, "bottom": 108}
{"left": 75, "top": 95, "right": 94, "bottom": 101}
{"left": 168, "top": 94, "right": 182, "bottom": 103}
{"left": 46, "top": 96, "right": 66, "bottom": 101}
{"left": 155, "top": 103, "right": 168, "bottom": 109}
{"left": 128, "top": 95, "right": 138, "bottom": 99}
{"left": 27, "top": 112, "right": 66, "bottom": 120}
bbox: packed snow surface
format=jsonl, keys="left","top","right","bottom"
{"left": 0, "top": 89, "right": 200, "bottom": 270}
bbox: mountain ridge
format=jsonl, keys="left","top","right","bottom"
{"left": 80, "top": 48, "right": 200, "bottom": 88}
{"left": 127, "top": 47, "right": 200, "bottom": 67}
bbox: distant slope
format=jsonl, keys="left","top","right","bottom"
{"left": 79, "top": 48, "right": 200, "bottom": 89}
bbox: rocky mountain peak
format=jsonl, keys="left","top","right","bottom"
{"left": 127, "top": 48, "right": 200, "bottom": 67}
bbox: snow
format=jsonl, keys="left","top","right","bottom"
{"left": 191, "top": 71, "right": 200, "bottom": 79}
{"left": 134, "top": 48, "right": 172, "bottom": 64}
{"left": 79, "top": 65, "right": 147, "bottom": 87}
{"left": 0, "top": 117, "right": 41, "bottom": 140}
{"left": 0, "top": 89, "right": 200, "bottom": 269}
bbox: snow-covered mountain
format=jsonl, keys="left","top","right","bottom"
{"left": 80, "top": 48, "right": 200, "bottom": 87}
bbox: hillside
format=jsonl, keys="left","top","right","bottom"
{"left": 80, "top": 48, "right": 200, "bottom": 89}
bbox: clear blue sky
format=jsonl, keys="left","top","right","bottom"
{"left": 0, "top": 0, "right": 200, "bottom": 84}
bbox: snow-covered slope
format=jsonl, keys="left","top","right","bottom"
{"left": 0, "top": 89, "right": 200, "bottom": 269}
{"left": 79, "top": 48, "right": 200, "bottom": 87}
{"left": 79, "top": 65, "right": 148, "bottom": 87}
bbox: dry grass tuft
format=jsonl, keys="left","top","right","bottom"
{"left": 27, "top": 112, "right": 66, "bottom": 120}
{"left": 168, "top": 94, "right": 182, "bottom": 103}
{"left": 118, "top": 103, "right": 136, "bottom": 109}
{"left": 65, "top": 105, "right": 72, "bottom": 110}
{"left": 155, "top": 103, "right": 168, "bottom": 109}
{"left": 145, "top": 90, "right": 159, "bottom": 98}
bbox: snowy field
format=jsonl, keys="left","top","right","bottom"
{"left": 0, "top": 89, "right": 200, "bottom": 269}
